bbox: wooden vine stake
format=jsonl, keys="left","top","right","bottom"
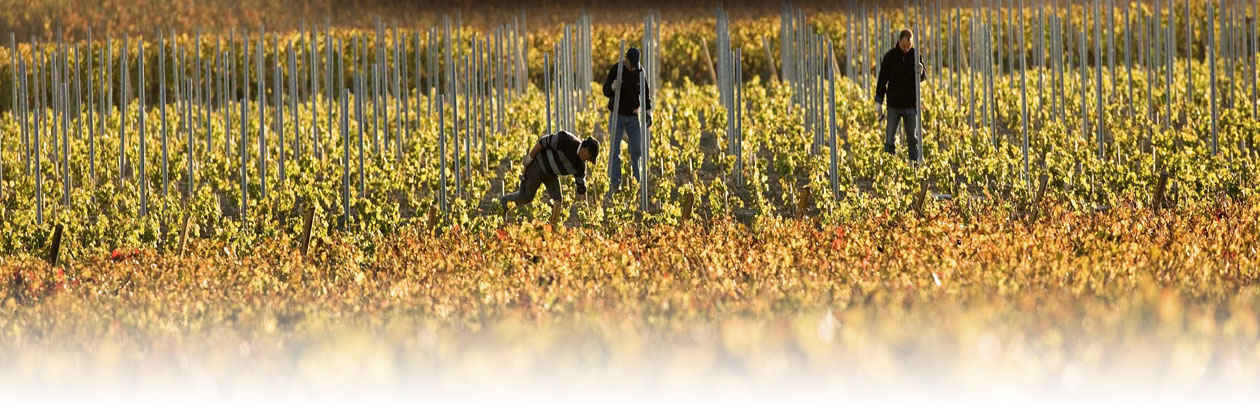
{"left": 913, "top": 179, "right": 930, "bottom": 218}
{"left": 680, "top": 191, "right": 695, "bottom": 224}
{"left": 700, "top": 37, "right": 718, "bottom": 85}
{"left": 46, "top": 224, "right": 64, "bottom": 267}
{"left": 1027, "top": 174, "right": 1050, "bottom": 228}
{"left": 795, "top": 188, "right": 811, "bottom": 220}
{"left": 177, "top": 210, "right": 192, "bottom": 258}
{"left": 426, "top": 207, "right": 439, "bottom": 234}
{"left": 1152, "top": 172, "right": 1169, "bottom": 212}
{"left": 300, "top": 205, "right": 316, "bottom": 256}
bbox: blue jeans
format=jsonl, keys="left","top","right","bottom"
{"left": 608, "top": 114, "right": 643, "bottom": 189}
{"left": 884, "top": 107, "right": 921, "bottom": 162}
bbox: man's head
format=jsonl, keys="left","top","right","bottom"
{"left": 898, "top": 29, "right": 914, "bottom": 52}
{"left": 625, "top": 47, "right": 641, "bottom": 71}
{"left": 579, "top": 137, "right": 600, "bottom": 162}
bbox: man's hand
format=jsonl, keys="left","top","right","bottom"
{"left": 611, "top": 80, "right": 621, "bottom": 91}
{"left": 873, "top": 101, "right": 884, "bottom": 118}
{"left": 522, "top": 153, "right": 534, "bottom": 168}
{"left": 916, "top": 61, "right": 925, "bottom": 76}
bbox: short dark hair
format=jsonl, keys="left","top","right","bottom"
{"left": 581, "top": 137, "right": 600, "bottom": 161}
{"left": 899, "top": 29, "right": 914, "bottom": 41}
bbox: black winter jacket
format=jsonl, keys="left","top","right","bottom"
{"left": 602, "top": 62, "right": 652, "bottom": 116}
{"left": 874, "top": 47, "right": 927, "bottom": 109}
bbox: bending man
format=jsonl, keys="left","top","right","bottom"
{"left": 499, "top": 131, "right": 600, "bottom": 211}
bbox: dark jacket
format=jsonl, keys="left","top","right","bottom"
{"left": 602, "top": 62, "right": 651, "bottom": 116}
{"left": 875, "top": 47, "right": 927, "bottom": 109}
{"left": 536, "top": 131, "right": 588, "bottom": 195}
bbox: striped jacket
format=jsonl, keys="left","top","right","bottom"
{"left": 536, "top": 131, "right": 588, "bottom": 195}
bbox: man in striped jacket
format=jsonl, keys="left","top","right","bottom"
{"left": 499, "top": 131, "right": 600, "bottom": 210}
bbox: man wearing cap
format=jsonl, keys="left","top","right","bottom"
{"left": 499, "top": 130, "right": 600, "bottom": 212}
{"left": 602, "top": 47, "right": 651, "bottom": 193}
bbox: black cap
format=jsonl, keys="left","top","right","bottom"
{"left": 626, "top": 47, "right": 641, "bottom": 67}
{"left": 581, "top": 137, "right": 600, "bottom": 161}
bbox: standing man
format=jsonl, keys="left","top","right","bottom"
{"left": 875, "top": 29, "right": 928, "bottom": 163}
{"left": 602, "top": 47, "right": 651, "bottom": 193}
{"left": 499, "top": 130, "right": 600, "bottom": 212}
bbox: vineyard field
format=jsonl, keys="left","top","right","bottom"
{"left": 1, "top": 0, "right": 1258, "bottom": 413}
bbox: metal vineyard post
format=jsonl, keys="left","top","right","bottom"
{"left": 1163, "top": 0, "right": 1173, "bottom": 131}
{"left": 239, "top": 33, "right": 249, "bottom": 221}
{"left": 1184, "top": 0, "right": 1192, "bottom": 130}
{"left": 545, "top": 53, "right": 552, "bottom": 134}
{"left": 639, "top": 70, "right": 648, "bottom": 212}
{"left": 1019, "top": 0, "right": 1030, "bottom": 185}
{"left": 18, "top": 59, "right": 29, "bottom": 186}
{"left": 106, "top": 37, "right": 112, "bottom": 121}
{"left": 311, "top": 28, "right": 321, "bottom": 160}
{"left": 1209, "top": 2, "right": 1219, "bottom": 155}
{"left": 438, "top": 93, "right": 448, "bottom": 214}
{"left": 1080, "top": 26, "right": 1088, "bottom": 149}
{"left": 86, "top": 28, "right": 95, "bottom": 186}
{"left": 609, "top": 40, "right": 626, "bottom": 174}
{"left": 121, "top": 35, "right": 129, "bottom": 184}
{"left": 276, "top": 41, "right": 286, "bottom": 188}
{"left": 256, "top": 31, "right": 266, "bottom": 199}
{"left": 289, "top": 42, "right": 299, "bottom": 166}
{"left": 160, "top": 31, "right": 170, "bottom": 200}
{"left": 1094, "top": 0, "right": 1105, "bottom": 159}
{"left": 828, "top": 42, "right": 839, "bottom": 199}
{"left": 395, "top": 28, "right": 405, "bottom": 160}
{"left": 224, "top": 32, "right": 233, "bottom": 163}
{"left": 35, "top": 64, "right": 43, "bottom": 225}
{"left": 139, "top": 41, "right": 148, "bottom": 217}
{"left": 1253, "top": 0, "right": 1259, "bottom": 123}
{"left": 325, "top": 19, "right": 334, "bottom": 161}
{"left": 355, "top": 55, "right": 366, "bottom": 199}
{"left": 341, "top": 88, "right": 350, "bottom": 228}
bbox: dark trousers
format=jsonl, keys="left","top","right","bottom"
{"left": 501, "top": 160, "right": 562, "bottom": 206}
